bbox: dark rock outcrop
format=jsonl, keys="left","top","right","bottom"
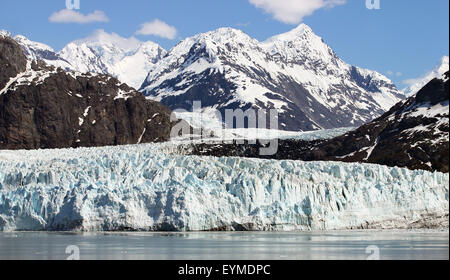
{"left": 0, "top": 36, "right": 177, "bottom": 150}
{"left": 0, "top": 36, "right": 27, "bottom": 87}
{"left": 191, "top": 73, "right": 449, "bottom": 173}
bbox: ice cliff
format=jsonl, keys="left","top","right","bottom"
{"left": 0, "top": 143, "right": 448, "bottom": 231}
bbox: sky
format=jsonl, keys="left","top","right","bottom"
{"left": 0, "top": 0, "right": 448, "bottom": 87}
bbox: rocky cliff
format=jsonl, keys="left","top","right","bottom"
{"left": 0, "top": 35, "right": 176, "bottom": 150}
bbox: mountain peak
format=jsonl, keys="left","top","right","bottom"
{"left": 191, "top": 27, "right": 255, "bottom": 46}
{"left": 209, "top": 27, "right": 243, "bottom": 34}
{"left": 142, "top": 24, "right": 403, "bottom": 131}
{"left": 0, "top": 30, "right": 12, "bottom": 38}
{"left": 0, "top": 34, "right": 177, "bottom": 151}
{"left": 160, "top": 27, "right": 257, "bottom": 65}
{"left": 438, "top": 56, "right": 449, "bottom": 75}
{"left": 13, "top": 34, "right": 56, "bottom": 53}
{"left": 402, "top": 55, "right": 450, "bottom": 96}
{"left": 264, "top": 23, "right": 316, "bottom": 44}
{"left": 289, "top": 23, "right": 313, "bottom": 34}
{"left": 203, "top": 26, "right": 249, "bottom": 36}
{"left": 71, "top": 29, "right": 143, "bottom": 52}
{"left": 56, "top": 30, "right": 167, "bottom": 89}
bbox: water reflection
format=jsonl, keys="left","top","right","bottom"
{"left": 0, "top": 230, "right": 448, "bottom": 260}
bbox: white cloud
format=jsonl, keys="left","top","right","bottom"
{"left": 136, "top": 19, "right": 177, "bottom": 40}
{"left": 49, "top": 9, "right": 109, "bottom": 24}
{"left": 248, "top": 0, "right": 346, "bottom": 24}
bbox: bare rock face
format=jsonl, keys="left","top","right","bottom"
{"left": 0, "top": 36, "right": 176, "bottom": 150}
{"left": 191, "top": 72, "right": 449, "bottom": 173}
{"left": 0, "top": 36, "right": 27, "bottom": 87}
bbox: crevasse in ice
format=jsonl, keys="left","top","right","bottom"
{"left": 0, "top": 143, "right": 448, "bottom": 231}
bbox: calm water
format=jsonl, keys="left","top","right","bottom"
{"left": 0, "top": 231, "right": 448, "bottom": 260}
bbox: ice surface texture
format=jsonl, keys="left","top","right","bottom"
{"left": 0, "top": 143, "right": 448, "bottom": 231}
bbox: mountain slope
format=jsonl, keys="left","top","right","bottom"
{"left": 402, "top": 56, "right": 449, "bottom": 96}
{"left": 317, "top": 71, "right": 449, "bottom": 172}
{"left": 191, "top": 72, "right": 449, "bottom": 173}
{"left": 13, "top": 34, "right": 73, "bottom": 71}
{"left": 8, "top": 30, "right": 167, "bottom": 90}
{"left": 0, "top": 33, "right": 176, "bottom": 150}
{"left": 141, "top": 24, "right": 404, "bottom": 131}
{"left": 59, "top": 31, "right": 167, "bottom": 89}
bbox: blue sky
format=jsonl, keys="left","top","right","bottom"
{"left": 0, "top": 0, "right": 448, "bottom": 86}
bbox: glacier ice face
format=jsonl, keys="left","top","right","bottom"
{"left": 0, "top": 143, "right": 448, "bottom": 232}
{"left": 173, "top": 110, "right": 355, "bottom": 142}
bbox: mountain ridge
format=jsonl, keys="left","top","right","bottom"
{"left": 3, "top": 25, "right": 405, "bottom": 132}
{"left": 140, "top": 24, "right": 404, "bottom": 131}
{"left": 0, "top": 33, "right": 177, "bottom": 150}
{"left": 191, "top": 71, "right": 449, "bottom": 173}
{"left": 402, "top": 56, "right": 449, "bottom": 96}
{"left": 4, "top": 30, "right": 167, "bottom": 90}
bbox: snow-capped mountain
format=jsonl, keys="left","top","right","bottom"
{"left": 314, "top": 71, "right": 449, "bottom": 172}
{"left": 8, "top": 30, "right": 167, "bottom": 89}
{"left": 141, "top": 24, "right": 404, "bottom": 131}
{"left": 12, "top": 34, "right": 73, "bottom": 71}
{"left": 59, "top": 30, "right": 167, "bottom": 89}
{"left": 1, "top": 32, "right": 176, "bottom": 150}
{"left": 402, "top": 56, "right": 449, "bottom": 96}
{"left": 192, "top": 71, "right": 449, "bottom": 173}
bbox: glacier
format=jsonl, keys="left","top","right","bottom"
{"left": 0, "top": 142, "right": 448, "bottom": 232}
